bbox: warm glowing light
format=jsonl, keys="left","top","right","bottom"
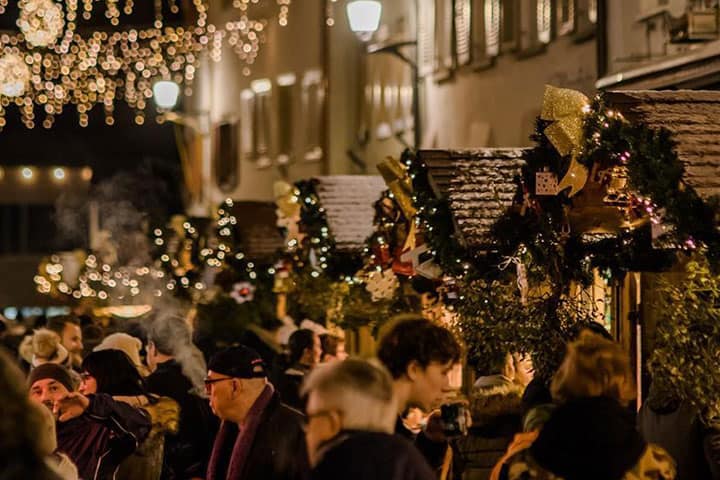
{"left": 52, "top": 167, "right": 65, "bottom": 180}
{"left": 251, "top": 78, "right": 272, "bottom": 94}
{"left": 346, "top": 0, "right": 382, "bottom": 36}
{"left": 152, "top": 80, "right": 181, "bottom": 109}
{"left": 20, "top": 167, "right": 34, "bottom": 180}
{"left": 81, "top": 167, "right": 93, "bottom": 181}
{"left": 277, "top": 72, "right": 296, "bottom": 86}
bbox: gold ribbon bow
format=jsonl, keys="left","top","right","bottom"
{"left": 377, "top": 156, "right": 417, "bottom": 220}
{"left": 540, "top": 85, "right": 590, "bottom": 197}
{"left": 273, "top": 181, "right": 301, "bottom": 219}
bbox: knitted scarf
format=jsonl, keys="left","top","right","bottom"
{"left": 207, "top": 384, "right": 275, "bottom": 480}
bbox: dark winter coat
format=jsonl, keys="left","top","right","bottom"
{"left": 396, "top": 416, "right": 449, "bottom": 473}
{"left": 146, "top": 359, "right": 218, "bottom": 479}
{"left": 313, "top": 430, "right": 436, "bottom": 480}
{"left": 455, "top": 376, "right": 524, "bottom": 480}
{"left": 116, "top": 396, "right": 180, "bottom": 480}
{"left": 506, "top": 396, "right": 676, "bottom": 480}
{"left": 56, "top": 393, "right": 152, "bottom": 480}
{"left": 276, "top": 363, "right": 310, "bottom": 411}
{"left": 207, "top": 392, "right": 310, "bottom": 480}
{"left": 639, "top": 390, "right": 720, "bottom": 480}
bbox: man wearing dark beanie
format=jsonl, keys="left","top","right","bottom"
{"left": 205, "top": 345, "right": 310, "bottom": 480}
{"left": 29, "top": 362, "right": 151, "bottom": 480}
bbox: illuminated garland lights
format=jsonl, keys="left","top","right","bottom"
{"left": 285, "top": 179, "right": 363, "bottom": 281}
{"left": 152, "top": 199, "right": 279, "bottom": 295}
{"left": 0, "top": 0, "right": 290, "bottom": 128}
{"left": 34, "top": 253, "right": 171, "bottom": 302}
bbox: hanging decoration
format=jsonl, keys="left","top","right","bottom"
{"left": 364, "top": 268, "right": 399, "bottom": 302}
{"left": 401, "top": 84, "right": 720, "bottom": 378}
{"left": 18, "top": 0, "right": 65, "bottom": 48}
{"left": 0, "top": 52, "right": 30, "bottom": 97}
{"left": 540, "top": 85, "right": 590, "bottom": 197}
{"left": 0, "top": 0, "right": 293, "bottom": 129}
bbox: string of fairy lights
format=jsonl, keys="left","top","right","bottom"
{"left": 0, "top": 0, "right": 291, "bottom": 129}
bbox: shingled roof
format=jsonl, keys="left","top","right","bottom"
{"left": 418, "top": 149, "right": 528, "bottom": 249}
{"left": 313, "top": 175, "right": 387, "bottom": 253}
{"left": 607, "top": 90, "right": 720, "bottom": 200}
{"left": 229, "top": 201, "right": 285, "bottom": 261}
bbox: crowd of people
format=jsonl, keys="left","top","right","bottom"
{"left": 0, "top": 310, "right": 716, "bottom": 480}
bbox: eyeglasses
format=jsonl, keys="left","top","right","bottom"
{"left": 203, "top": 376, "right": 234, "bottom": 394}
{"left": 80, "top": 372, "right": 92, "bottom": 381}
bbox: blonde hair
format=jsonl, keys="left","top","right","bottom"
{"left": 551, "top": 330, "right": 635, "bottom": 405}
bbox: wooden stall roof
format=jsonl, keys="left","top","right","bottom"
{"left": 418, "top": 148, "right": 529, "bottom": 249}
{"left": 314, "top": 175, "right": 387, "bottom": 253}
{"left": 229, "top": 201, "right": 285, "bottom": 261}
{"left": 607, "top": 90, "right": 720, "bottom": 200}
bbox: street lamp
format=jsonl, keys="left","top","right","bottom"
{"left": 346, "top": 0, "right": 382, "bottom": 40}
{"left": 346, "top": 0, "right": 420, "bottom": 149}
{"left": 152, "top": 80, "right": 181, "bottom": 110}
{"left": 151, "top": 79, "right": 207, "bottom": 134}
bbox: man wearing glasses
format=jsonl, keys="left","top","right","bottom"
{"left": 301, "top": 358, "right": 435, "bottom": 480}
{"left": 204, "top": 345, "right": 310, "bottom": 480}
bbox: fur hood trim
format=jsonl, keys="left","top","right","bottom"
{"left": 470, "top": 381, "right": 524, "bottom": 422}
{"left": 144, "top": 396, "right": 180, "bottom": 435}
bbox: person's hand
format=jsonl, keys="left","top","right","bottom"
{"left": 423, "top": 402, "right": 473, "bottom": 441}
{"left": 53, "top": 392, "right": 90, "bottom": 422}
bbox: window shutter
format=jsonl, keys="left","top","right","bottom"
{"left": 485, "top": 0, "right": 500, "bottom": 57}
{"left": 456, "top": 0, "right": 472, "bottom": 66}
{"left": 418, "top": 0, "right": 436, "bottom": 76}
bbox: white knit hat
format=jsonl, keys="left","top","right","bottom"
{"left": 93, "top": 333, "right": 143, "bottom": 369}
{"left": 19, "top": 329, "right": 70, "bottom": 368}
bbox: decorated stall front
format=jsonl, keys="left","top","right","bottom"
{"left": 405, "top": 87, "right": 720, "bottom": 406}
{"left": 276, "top": 175, "right": 389, "bottom": 342}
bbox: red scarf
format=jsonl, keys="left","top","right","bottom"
{"left": 207, "top": 384, "right": 275, "bottom": 480}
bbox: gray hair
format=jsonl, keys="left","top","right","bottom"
{"left": 301, "top": 358, "right": 397, "bottom": 433}
{"left": 145, "top": 313, "right": 206, "bottom": 396}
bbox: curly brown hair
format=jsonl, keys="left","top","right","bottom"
{"left": 377, "top": 314, "right": 462, "bottom": 379}
{"left": 551, "top": 330, "right": 635, "bottom": 405}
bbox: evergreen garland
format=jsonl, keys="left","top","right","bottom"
{"left": 406, "top": 91, "right": 720, "bottom": 381}
{"left": 649, "top": 253, "right": 720, "bottom": 420}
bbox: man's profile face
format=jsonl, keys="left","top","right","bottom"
{"left": 304, "top": 391, "right": 341, "bottom": 466}
{"left": 29, "top": 378, "right": 71, "bottom": 409}
{"left": 409, "top": 360, "right": 455, "bottom": 411}
{"left": 61, "top": 323, "right": 83, "bottom": 357}
{"left": 206, "top": 370, "right": 236, "bottom": 420}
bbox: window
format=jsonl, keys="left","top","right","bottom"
{"left": 417, "top": 0, "right": 436, "bottom": 76}
{"left": 537, "top": 0, "right": 552, "bottom": 43}
{"left": 502, "top": 0, "right": 519, "bottom": 48}
{"left": 240, "top": 89, "right": 254, "bottom": 162}
{"left": 557, "top": 0, "right": 575, "bottom": 35}
{"left": 302, "top": 69, "right": 324, "bottom": 162}
{"left": 213, "top": 121, "right": 239, "bottom": 193}
{"left": 435, "top": 0, "right": 454, "bottom": 74}
{"left": 485, "top": 0, "right": 501, "bottom": 56}
{"left": 251, "top": 79, "right": 273, "bottom": 168}
{"left": 276, "top": 73, "right": 296, "bottom": 165}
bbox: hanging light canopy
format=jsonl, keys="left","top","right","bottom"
{"left": 0, "top": 0, "right": 294, "bottom": 130}
{"left": 346, "top": 0, "right": 382, "bottom": 38}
